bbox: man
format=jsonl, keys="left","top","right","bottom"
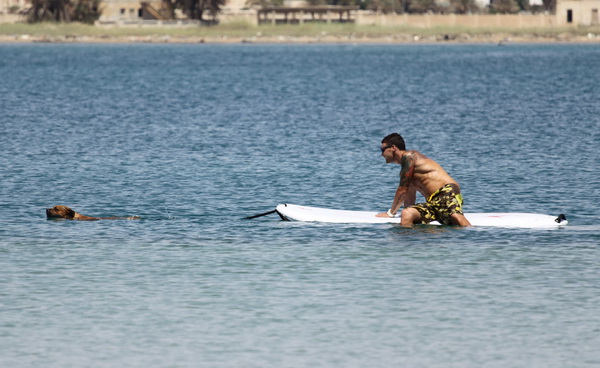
{"left": 376, "top": 133, "right": 471, "bottom": 227}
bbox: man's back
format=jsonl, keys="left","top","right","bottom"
{"left": 404, "top": 150, "right": 459, "bottom": 198}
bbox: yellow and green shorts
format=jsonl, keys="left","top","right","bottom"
{"left": 410, "top": 184, "right": 464, "bottom": 226}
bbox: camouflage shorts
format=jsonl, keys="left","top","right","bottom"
{"left": 410, "top": 184, "right": 464, "bottom": 226}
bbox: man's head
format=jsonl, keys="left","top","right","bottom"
{"left": 381, "top": 133, "right": 406, "bottom": 151}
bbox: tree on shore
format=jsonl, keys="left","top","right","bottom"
{"left": 26, "top": 0, "right": 101, "bottom": 23}
{"left": 514, "top": 0, "right": 530, "bottom": 11}
{"left": 305, "top": 0, "right": 370, "bottom": 9}
{"left": 27, "top": 0, "right": 72, "bottom": 22}
{"left": 72, "top": 0, "right": 102, "bottom": 23}
{"left": 409, "top": 0, "right": 447, "bottom": 13}
{"left": 364, "top": 0, "right": 411, "bottom": 13}
{"left": 166, "top": 0, "right": 226, "bottom": 21}
{"left": 491, "top": 0, "right": 520, "bottom": 13}
{"left": 245, "top": 0, "right": 284, "bottom": 7}
{"left": 542, "top": 0, "right": 556, "bottom": 12}
{"left": 450, "top": 0, "right": 479, "bottom": 14}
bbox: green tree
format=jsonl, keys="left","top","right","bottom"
{"left": 326, "top": 0, "right": 359, "bottom": 5}
{"left": 542, "top": 0, "right": 556, "bottom": 12}
{"left": 27, "top": 0, "right": 72, "bottom": 22}
{"left": 72, "top": 0, "right": 102, "bottom": 23}
{"left": 491, "top": 0, "right": 520, "bottom": 13}
{"left": 450, "top": 0, "right": 479, "bottom": 13}
{"left": 409, "top": 0, "right": 438, "bottom": 13}
{"left": 26, "top": 0, "right": 101, "bottom": 23}
{"left": 245, "top": 0, "right": 284, "bottom": 7}
{"left": 172, "top": 0, "right": 226, "bottom": 21}
{"left": 514, "top": 0, "right": 528, "bottom": 11}
{"left": 365, "top": 0, "right": 409, "bottom": 13}
{"left": 365, "top": 0, "right": 390, "bottom": 12}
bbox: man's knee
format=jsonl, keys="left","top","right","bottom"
{"left": 401, "top": 207, "right": 420, "bottom": 226}
{"left": 451, "top": 213, "right": 472, "bottom": 227}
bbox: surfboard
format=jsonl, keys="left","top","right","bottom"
{"left": 275, "top": 204, "right": 568, "bottom": 228}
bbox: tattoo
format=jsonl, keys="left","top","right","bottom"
{"left": 399, "top": 153, "right": 415, "bottom": 188}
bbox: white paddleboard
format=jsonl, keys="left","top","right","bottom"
{"left": 275, "top": 204, "right": 568, "bottom": 228}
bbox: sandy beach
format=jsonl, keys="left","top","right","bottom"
{"left": 2, "top": 32, "right": 600, "bottom": 44}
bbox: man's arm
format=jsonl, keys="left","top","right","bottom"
{"left": 404, "top": 185, "right": 417, "bottom": 207}
{"left": 377, "top": 153, "right": 415, "bottom": 217}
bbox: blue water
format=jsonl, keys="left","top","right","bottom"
{"left": 1, "top": 43, "right": 599, "bottom": 367}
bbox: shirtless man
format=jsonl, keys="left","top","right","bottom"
{"left": 376, "top": 133, "right": 471, "bottom": 227}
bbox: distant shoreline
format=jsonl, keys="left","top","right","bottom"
{"left": 1, "top": 22, "right": 599, "bottom": 45}
{"left": 2, "top": 34, "right": 600, "bottom": 44}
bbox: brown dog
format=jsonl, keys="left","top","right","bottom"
{"left": 46, "top": 205, "right": 140, "bottom": 221}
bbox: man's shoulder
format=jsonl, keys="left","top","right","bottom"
{"left": 403, "top": 150, "right": 428, "bottom": 160}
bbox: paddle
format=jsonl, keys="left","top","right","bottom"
{"left": 242, "top": 208, "right": 288, "bottom": 221}
{"left": 242, "top": 209, "right": 278, "bottom": 220}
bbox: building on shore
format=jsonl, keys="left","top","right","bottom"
{"left": 256, "top": 6, "right": 359, "bottom": 25}
{"left": 99, "top": 0, "right": 161, "bottom": 22}
{"left": 2, "top": 0, "right": 600, "bottom": 28}
{"left": 556, "top": 0, "right": 600, "bottom": 25}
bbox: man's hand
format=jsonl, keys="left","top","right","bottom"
{"left": 376, "top": 211, "right": 393, "bottom": 218}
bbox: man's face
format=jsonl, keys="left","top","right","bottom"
{"left": 381, "top": 143, "right": 394, "bottom": 163}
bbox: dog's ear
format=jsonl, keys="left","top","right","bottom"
{"left": 56, "top": 205, "right": 76, "bottom": 219}
{"left": 64, "top": 208, "right": 76, "bottom": 219}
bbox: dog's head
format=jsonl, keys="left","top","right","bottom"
{"left": 46, "top": 205, "right": 76, "bottom": 220}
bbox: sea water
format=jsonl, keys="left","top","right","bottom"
{"left": 0, "top": 43, "right": 599, "bottom": 367}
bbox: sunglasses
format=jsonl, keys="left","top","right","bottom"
{"left": 380, "top": 145, "right": 393, "bottom": 153}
